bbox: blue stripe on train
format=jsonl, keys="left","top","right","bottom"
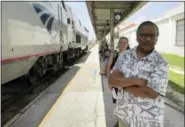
{"left": 32, "top": 3, "right": 53, "bottom": 34}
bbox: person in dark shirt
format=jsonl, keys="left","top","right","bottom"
{"left": 107, "top": 37, "right": 130, "bottom": 103}
{"left": 99, "top": 41, "right": 111, "bottom": 75}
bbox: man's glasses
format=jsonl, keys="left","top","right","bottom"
{"left": 119, "top": 41, "right": 127, "bottom": 43}
{"left": 139, "top": 33, "right": 157, "bottom": 39}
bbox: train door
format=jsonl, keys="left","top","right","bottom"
{"left": 62, "top": 2, "right": 68, "bottom": 47}
{"left": 58, "top": 3, "right": 64, "bottom": 46}
{"left": 58, "top": 1, "right": 68, "bottom": 50}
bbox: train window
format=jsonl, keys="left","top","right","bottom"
{"left": 76, "top": 34, "right": 81, "bottom": 43}
{"left": 67, "top": 18, "right": 71, "bottom": 24}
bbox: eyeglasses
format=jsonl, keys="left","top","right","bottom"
{"left": 139, "top": 33, "right": 157, "bottom": 39}
{"left": 119, "top": 41, "right": 127, "bottom": 43}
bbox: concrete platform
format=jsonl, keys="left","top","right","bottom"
{"left": 5, "top": 44, "right": 184, "bottom": 127}
{"left": 38, "top": 44, "right": 117, "bottom": 127}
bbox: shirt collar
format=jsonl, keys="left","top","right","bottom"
{"left": 131, "top": 46, "right": 157, "bottom": 62}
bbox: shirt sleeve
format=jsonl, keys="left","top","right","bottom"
{"left": 147, "top": 61, "right": 169, "bottom": 97}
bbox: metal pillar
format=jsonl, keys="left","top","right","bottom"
{"left": 110, "top": 9, "right": 114, "bottom": 52}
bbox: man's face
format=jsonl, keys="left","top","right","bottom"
{"left": 137, "top": 25, "right": 158, "bottom": 53}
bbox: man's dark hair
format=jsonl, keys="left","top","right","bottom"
{"left": 136, "top": 21, "right": 159, "bottom": 36}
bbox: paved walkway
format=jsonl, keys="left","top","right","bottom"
{"left": 38, "top": 45, "right": 184, "bottom": 127}
{"left": 38, "top": 44, "right": 117, "bottom": 127}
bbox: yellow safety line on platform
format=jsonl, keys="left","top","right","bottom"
{"left": 38, "top": 67, "right": 84, "bottom": 127}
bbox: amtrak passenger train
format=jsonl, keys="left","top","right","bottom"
{"left": 1, "top": 1, "right": 89, "bottom": 85}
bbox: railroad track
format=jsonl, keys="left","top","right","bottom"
{"left": 1, "top": 52, "right": 88, "bottom": 126}
{"left": 2, "top": 70, "right": 58, "bottom": 111}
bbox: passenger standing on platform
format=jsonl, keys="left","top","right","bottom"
{"left": 98, "top": 41, "right": 104, "bottom": 59}
{"left": 99, "top": 41, "right": 111, "bottom": 75}
{"left": 107, "top": 37, "right": 130, "bottom": 127}
{"left": 109, "top": 21, "right": 169, "bottom": 127}
{"left": 107, "top": 37, "right": 130, "bottom": 102}
{"left": 99, "top": 41, "right": 106, "bottom": 70}
{"left": 107, "top": 37, "right": 130, "bottom": 76}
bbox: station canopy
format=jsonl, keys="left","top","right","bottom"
{"left": 86, "top": 1, "right": 147, "bottom": 40}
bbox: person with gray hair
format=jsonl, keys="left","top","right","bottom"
{"left": 107, "top": 36, "right": 130, "bottom": 103}
{"left": 107, "top": 36, "right": 130, "bottom": 76}
{"left": 109, "top": 21, "right": 169, "bottom": 127}
{"left": 108, "top": 36, "right": 130, "bottom": 127}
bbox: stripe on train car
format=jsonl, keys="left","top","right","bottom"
{"left": 1, "top": 51, "right": 59, "bottom": 64}
{"left": 32, "top": 3, "right": 54, "bottom": 34}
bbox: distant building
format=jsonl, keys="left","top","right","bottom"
{"left": 119, "top": 3, "right": 184, "bottom": 56}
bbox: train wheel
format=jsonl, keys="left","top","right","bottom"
{"left": 82, "top": 49, "right": 85, "bottom": 54}
{"left": 59, "top": 53, "right": 64, "bottom": 68}
{"left": 85, "top": 46, "right": 88, "bottom": 52}
{"left": 38, "top": 57, "right": 47, "bottom": 77}
{"left": 76, "top": 49, "right": 78, "bottom": 58}
{"left": 27, "top": 57, "right": 47, "bottom": 85}
{"left": 27, "top": 64, "right": 39, "bottom": 85}
{"left": 36, "top": 57, "right": 47, "bottom": 78}
{"left": 80, "top": 49, "right": 83, "bottom": 55}
{"left": 53, "top": 64, "right": 60, "bottom": 72}
{"left": 53, "top": 53, "right": 63, "bottom": 72}
{"left": 77, "top": 48, "right": 80, "bottom": 58}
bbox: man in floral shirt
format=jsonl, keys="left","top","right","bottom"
{"left": 109, "top": 21, "right": 169, "bottom": 127}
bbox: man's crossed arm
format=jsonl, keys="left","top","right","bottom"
{"left": 108, "top": 69, "right": 159, "bottom": 99}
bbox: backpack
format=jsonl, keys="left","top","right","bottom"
{"left": 110, "top": 51, "right": 119, "bottom": 69}
{"left": 110, "top": 51, "right": 119, "bottom": 104}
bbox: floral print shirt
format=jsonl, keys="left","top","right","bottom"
{"left": 113, "top": 46, "right": 169, "bottom": 127}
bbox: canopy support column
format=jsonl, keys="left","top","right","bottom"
{"left": 110, "top": 9, "right": 114, "bottom": 52}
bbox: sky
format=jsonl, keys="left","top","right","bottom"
{"left": 65, "top": 1, "right": 183, "bottom": 41}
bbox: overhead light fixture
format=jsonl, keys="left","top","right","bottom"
{"left": 115, "top": 15, "right": 121, "bottom": 20}
{"left": 114, "top": 12, "right": 122, "bottom": 21}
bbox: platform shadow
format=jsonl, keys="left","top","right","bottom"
{"left": 100, "top": 75, "right": 118, "bottom": 127}
{"left": 35, "top": 66, "right": 81, "bottom": 127}
{"left": 4, "top": 66, "right": 81, "bottom": 127}
{"left": 75, "top": 51, "right": 92, "bottom": 64}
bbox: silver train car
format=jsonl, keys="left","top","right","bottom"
{"left": 1, "top": 1, "right": 89, "bottom": 85}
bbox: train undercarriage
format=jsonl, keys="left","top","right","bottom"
{"left": 27, "top": 47, "right": 87, "bottom": 86}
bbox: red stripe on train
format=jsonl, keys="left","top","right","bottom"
{"left": 1, "top": 51, "right": 59, "bottom": 64}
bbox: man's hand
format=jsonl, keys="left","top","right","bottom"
{"left": 125, "top": 86, "right": 159, "bottom": 99}
{"left": 109, "top": 70, "right": 148, "bottom": 88}
{"left": 125, "top": 86, "right": 141, "bottom": 97}
{"left": 132, "top": 78, "right": 148, "bottom": 87}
